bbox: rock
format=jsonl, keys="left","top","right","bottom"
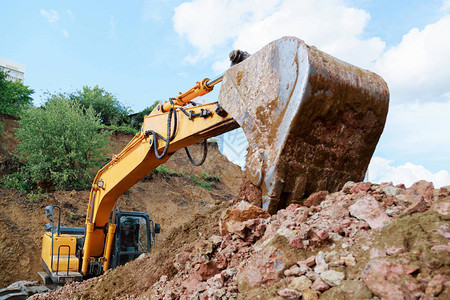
{"left": 301, "top": 289, "right": 319, "bottom": 300}
{"left": 342, "top": 181, "right": 356, "bottom": 193}
{"left": 173, "top": 252, "right": 191, "bottom": 272}
{"left": 321, "top": 203, "right": 349, "bottom": 220}
{"left": 320, "top": 270, "right": 345, "bottom": 286}
{"left": 314, "top": 251, "right": 328, "bottom": 274}
{"left": 237, "top": 236, "right": 302, "bottom": 292}
{"left": 277, "top": 288, "right": 302, "bottom": 299}
{"left": 209, "top": 235, "right": 223, "bottom": 246}
{"left": 194, "top": 261, "right": 220, "bottom": 281}
{"left": 361, "top": 259, "right": 421, "bottom": 300}
{"left": 382, "top": 186, "right": 402, "bottom": 196}
{"left": 341, "top": 254, "right": 356, "bottom": 266}
{"left": 207, "top": 273, "right": 225, "bottom": 289}
{"left": 408, "top": 180, "right": 434, "bottom": 203}
{"left": 350, "top": 182, "right": 372, "bottom": 193}
{"left": 219, "top": 200, "right": 270, "bottom": 237}
{"left": 311, "top": 278, "right": 330, "bottom": 292}
{"left": 349, "top": 195, "right": 391, "bottom": 229}
{"left": 304, "top": 191, "right": 328, "bottom": 207}
{"left": 425, "top": 274, "right": 447, "bottom": 296}
{"left": 182, "top": 277, "right": 201, "bottom": 294}
{"left": 297, "top": 256, "right": 316, "bottom": 267}
{"left": 289, "top": 275, "right": 312, "bottom": 291}
{"left": 401, "top": 196, "right": 428, "bottom": 215}
{"left": 431, "top": 196, "right": 450, "bottom": 216}
{"left": 431, "top": 244, "right": 450, "bottom": 253}
{"left": 284, "top": 265, "right": 309, "bottom": 277}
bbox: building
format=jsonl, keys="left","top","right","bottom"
{"left": 0, "top": 57, "right": 25, "bottom": 82}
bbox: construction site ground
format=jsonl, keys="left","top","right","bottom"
{"left": 1, "top": 114, "right": 449, "bottom": 299}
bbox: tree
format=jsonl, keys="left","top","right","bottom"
{"left": 0, "top": 70, "right": 34, "bottom": 116}
{"left": 69, "top": 86, "right": 130, "bottom": 126}
{"left": 16, "top": 96, "right": 111, "bottom": 190}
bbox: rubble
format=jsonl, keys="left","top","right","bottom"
{"left": 39, "top": 179, "right": 449, "bottom": 299}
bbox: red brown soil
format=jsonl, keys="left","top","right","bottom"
{"left": 0, "top": 115, "right": 242, "bottom": 288}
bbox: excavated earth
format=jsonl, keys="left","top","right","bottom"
{"left": 1, "top": 114, "right": 449, "bottom": 300}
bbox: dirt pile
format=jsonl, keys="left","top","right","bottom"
{"left": 37, "top": 180, "right": 449, "bottom": 299}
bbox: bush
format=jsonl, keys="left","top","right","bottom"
{"left": 15, "top": 96, "right": 111, "bottom": 190}
{"left": 0, "top": 170, "right": 33, "bottom": 193}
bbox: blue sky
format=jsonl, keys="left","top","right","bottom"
{"left": 1, "top": 0, "right": 450, "bottom": 187}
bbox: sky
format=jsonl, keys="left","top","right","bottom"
{"left": 1, "top": 0, "right": 449, "bottom": 188}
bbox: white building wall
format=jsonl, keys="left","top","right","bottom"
{"left": 0, "top": 57, "right": 25, "bottom": 82}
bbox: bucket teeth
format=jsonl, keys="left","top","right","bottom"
{"left": 218, "top": 36, "right": 389, "bottom": 214}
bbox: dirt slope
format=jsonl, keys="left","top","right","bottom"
{"left": 0, "top": 115, "right": 242, "bottom": 287}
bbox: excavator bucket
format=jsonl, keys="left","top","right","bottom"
{"left": 218, "top": 36, "right": 389, "bottom": 214}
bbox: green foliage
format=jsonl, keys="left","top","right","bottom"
{"left": 69, "top": 86, "right": 130, "bottom": 126}
{"left": 132, "top": 101, "right": 159, "bottom": 129}
{"left": 0, "top": 70, "right": 34, "bottom": 117}
{"left": 201, "top": 172, "right": 221, "bottom": 182}
{"left": 0, "top": 170, "right": 34, "bottom": 194}
{"left": 153, "top": 164, "right": 182, "bottom": 179}
{"left": 15, "top": 96, "right": 111, "bottom": 190}
{"left": 190, "top": 175, "right": 214, "bottom": 190}
{"left": 27, "top": 191, "right": 47, "bottom": 203}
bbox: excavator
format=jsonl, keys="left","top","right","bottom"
{"left": 39, "top": 36, "right": 389, "bottom": 284}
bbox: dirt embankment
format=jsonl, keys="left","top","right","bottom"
{"left": 0, "top": 115, "right": 242, "bottom": 287}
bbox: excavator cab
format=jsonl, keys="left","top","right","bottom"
{"left": 109, "top": 211, "right": 160, "bottom": 268}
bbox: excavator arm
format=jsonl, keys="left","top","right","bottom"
{"left": 81, "top": 92, "right": 239, "bottom": 275}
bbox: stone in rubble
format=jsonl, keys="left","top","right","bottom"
{"left": 361, "top": 259, "right": 422, "bottom": 300}
{"left": 236, "top": 236, "right": 303, "bottom": 292}
{"left": 320, "top": 270, "right": 345, "bottom": 286}
{"left": 277, "top": 288, "right": 302, "bottom": 299}
{"left": 289, "top": 275, "right": 312, "bottom": 291}
{"left": 311, "top": 278, "right": 330, "bottom": 292}
{"left": 407, "top": 180, "right": 434, "bottom": 203}
{"left": 304, "top": 191, "right": 328, "bottom": 207}
{"left": 349, "top": 195, "right": 391, "bottom": 229}
{"left": 219, "top": 200, "right": 270, "bottom": 236}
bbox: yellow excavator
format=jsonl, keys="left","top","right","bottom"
{"left": 40, "top": 37, "right": 389, "bottom": 284}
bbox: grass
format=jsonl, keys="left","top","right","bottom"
{"left": 152, "top": 164, "right": 220, "bottom": 190}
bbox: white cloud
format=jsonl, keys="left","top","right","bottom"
{"left": 368, "top": 157, "right": 450, "bottom": 188}
{"left": 61, "top": 29, "right": 69, "bottom": 38}
{"left": 173, "top": 0, "right": 385, "bottom": 67}
{"left": 40, "top": 9, "right": 59, "bottom": 23}
{"left": 375, "top": 15, "right": 450, "bottom": 103}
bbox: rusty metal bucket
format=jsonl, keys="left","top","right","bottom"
{"left": 218, "top": 36, "right": 389, "bottom": 213}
